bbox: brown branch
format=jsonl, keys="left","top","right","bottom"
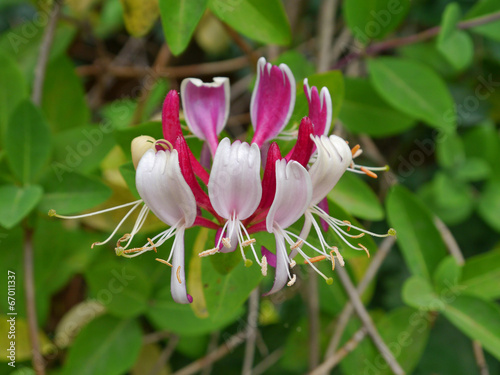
{"left": 242, "top": 289, "right": 260, "bottom": 375}
{"left": 324, "top": 237, "right": 395, "bottom": 360}
{"left": 317, "top": 0, "right": 338, "bottom": 73}
{"left": 76, "top": 55, "right": 251, "bottom": 79}
{"left": 24, "top": 228, "right": 45, "bottom": 375}
{"left": 306, "top": 273, "right": 321, "bottom": 370}
{"left": 172, "top": 332, "right": 246, "bottom": 375}
{"left": 336, "top": 266, "right": 406, "bottom": 375}
{"left": 148, "top": 335, "right": 179, "bottom": 375}
{"left": 32, "top": 0, "right": 62, "bottom": 106}
{"left": 473, "top": 340, "right": 490, "bottom": 375}
{"left": 334, "top": 10, "right": 500, "bottom": 69}
{"left": 201, "top": 331, "right": 220, "bottom": 375}
{"left": 434, "top": 216, "right": 465, "bottom": 266}
{"left": 252, "top": 348, "right": 284, "bottom": 375}
{"left": 309, "top": 327, "right": 368, "bottom": 375}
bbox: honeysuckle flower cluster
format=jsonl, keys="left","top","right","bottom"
{"left": 50, "top": 57, "right": 395, "bottom": 304}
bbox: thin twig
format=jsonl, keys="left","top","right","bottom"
{"left": 473, "top": 340, "right": 490, "bottom": 375}
{"left": 330, "top": 27, "right": 352, "bottom": 67}
{"left": 252, "top": 348, "right": 284, "bottom": 375}
{"left": 309, "top": 327, "right": 368, "bottom": 375}
{"left": 76, "top": 55, "right": 252, "bottom": 79}
{"left": 334, "top": 10, "right": 500, "bottom": 69}
{"left": 324, "top": 237, "right": 395, "bottom": 360}
{"left": 143, "top": 331, "right": 171, "bottom": 345}
{"left": 172, "top": 332, "right": 246, "bottom": 375}
{"left": 222, "top": 23, "right": 259, "bottom": 69}
{"left": 317, "top": 0, "right": 338, "bottom": 73}
{"left": 434, "top": 216, "right": 465, "bottom": 266}
{"left": 32, "top": 0, "right": 62, "bottom": 105}
{"left": 24, "top": 228, "right": 45, "bottom": 375}
{"left": 336, "top": 266, "right": 406, "bottom": 375}
{"left": 242, "top": 289, "right": 260, "bottom": 375}
{"left": 148, "top": 335, "right": 179, "bottom": 375}
{"left": 306, "top": 273, "right": 321, "bottom": 370}
{"left": 201, "top": 331, "right": 220, "bottom": 375}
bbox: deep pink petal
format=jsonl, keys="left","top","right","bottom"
{"left": 285, "top": 117, "right": 315, "bottom": 168}
{"left": 258, "top": 142, "right": 282, "bottom": 211}
{"left": 317, "top": 197, "right": 329, "bottom": 232}
{"left": 162, "top": 90, "right": 210, "bottom": 184}
{"left": 181, "top": 78, "right": 229, "bottom": 156}
{"left": 266, "top": 160, "right": 312, "bottom": 232}
{"left": 251, "top": 57, "right": 296, "bottom": 146}
{"left": 260, "top": 246, "right": 277, "bottom": 268}
{"left": 304, "top": 79, "right": 332, "bottom": 137}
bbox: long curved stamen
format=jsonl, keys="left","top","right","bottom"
{"left": 48, "top": 199, "right": 142, "bottom": 219}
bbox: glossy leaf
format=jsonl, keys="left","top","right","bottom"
{"left": 0, "top": 184, "right": 43, "bottom": 229}
{"left": 344, "top": 0, "right": 410, "bottom": 42}
{"left": 443, "top": 295, "right": 500, "bottom": 361}
{"left": 0, "top": 52, "right": 27, "bottom": 137}
{"left": 339, "top": 77, "right": 415, "bottom": 137}
{"left": 465, "top": 0, "right": 500, "bottom": 42}
{"left": 209, "top": 0, "right": 291, "bottom": 45}
{"left": 433, "top": 256, "right": 462, "bottom": 294}
{"left": 5, "top": 100, "right": 52, "bottom": 184}
{"left": 159, "top": 0, "right": 208, "bottom": 55}
{"left": 38, "top": 171, "right": 112, "bottom": 215}
{"left": 42, "top": 55, "right": 90, "bottom": 132}
{"left": 85, "top": 261, "right": 152, "bottom": 318}
{"left": 402, "top": 276, "right": 444, "bottom": 311}
{"left": 368, "top": 57, "right": 456, "bottom": 132}
{"left": 386, "top": 185, "right": 448, "bottom": 280}
{"left": 61, "top": 315, "right": 142, "bottom": 375}
{"left": 461, "top": 247, "right": 500, "bottom": 300}
{"left": 328, "top": 171, "right": 384, "bottom": 221}
{"left": 478, "top": 178, "right": 500, "bottom": 232}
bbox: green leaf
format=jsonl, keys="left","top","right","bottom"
{"left": 119, "top": 162, "right": 140, "bottom": 199}
{"left": 42, "top": 55, "right": 90, "bottom": 132}
{"left": 455, "top": 158, "right": 491, "bottom": 182}
{"left": 436, "top": 132, "right": 465, "bottom": 169}
{"left": 402, "top": 276, "right": 444, "bottom": 311}
{"left": 478, "top": 178, "right": 500, "bottom": 232}
{"left": 386, "top": 185, "right": 448, "bottom": 280}
{"left": 339, "top": 77, "right": 415, "bottom": 137}
{"left": 436, "top": 4, "right": 473, "bottom": 72}
{"left": 85, "top": 261, "right": 152, "bottom": 318}
{"left": 0, "top": 53, "right": 28, "bottom": 138}
{"left": 465, "top": 0, "right": 500, "bottom": 42}
{"left": 437, "top": 3, "right": 461, "bottom": 43}
{"left": 461, "top": 247, "right": 500, "bottom": 300}
{"left": 344, "top": 0, "right": 410, "bottom": 42}
{"left": 159, "top": 0, "right": 208, "bottom": 55}
{"left": 61, "top": 315, "right": 142, "bottom": 375}
{"left": 38, "top": 171, "right": 112, "bottom": 215}
{"left": 328, "top": 172, "right": 384, "bottom": 221}
{"left": 5, "top": 100, "right": 52, "bottom": 184}
{"left": 443, "top": 295, "right": 500, "bottom": 361}
{"left": 0, "top": 185, "right": 43, "bottom": 229}
{"left": 433, "top": 256, "right": 462, "bottom": 294}
{"left": 368, "top": 57, "right": 456, "bottom": 132}
{"left": 114, "top": 121, "right": 163, "bottom": 158}
{"left": 209, "top": 0, "right": 291, "bottom": 45}
{"left": 290, "top": 71, "right": 344, "bottom": 131}
{"left": 202, "top": 252, "right": 263, "bottom": 323}
{"left": 147, "top": 285, "right": 240, "bottom": 335}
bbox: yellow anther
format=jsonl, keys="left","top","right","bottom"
{"left": 261, "top": 256, "right": 268, "bottom": 276}
{"left": 199, "top": 248, "right": 219, "bottom": 257}
{"left": 241, "top": 238, "right": 256, "bottom": 247}
{"left": 332, "top": 247, "right": 345, "bottom": 267}
{"left": 176, "top": 266, "right": 182, "bottom": 283}
{"left": 329, "top": 249, "right": 336, "bottom": 271}
{"left": 222, "top": 238, "right": 232, "bottom": 248}
{"left": 305, "top": 255, "right": 327, "bottom": 264}
{"left": 359, "top": 243, "right": 370, "bottom": 258}
{"left": 343, "top": 220, "right": 351, "bottom": 231}
{"left": 287, "top": 274, "right": 297, "bottom": 287}
{"left": 351, "top": 233, "right": 365, "bottom": 239}
{"left": 290, "top": 240, "right": 303, "bottom": 250}
{"left": 290, "top": 260, "right": 297, "bottom": 268}
{"left": 147, "top": 238, "right": 157, "bottom": 253}
{"left": 155, "top": 258, "right": 173, "bottom": 267}
{"left": 360, "top": 166, "right": 378, "bottom": 179}
{"left": 351, "top": 144, "right": 361, "bottom": 156}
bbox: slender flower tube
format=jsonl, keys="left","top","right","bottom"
{"left": 304, "top": 78, "right": 332, "bottom": 137}
{"left": 251, "top": 57, "right": 296, "bottom": 146}
{"left": 265, "top": 159, "right": 325, "bottom": 295}
{"left": 181, "top": 77, "right": 230, "bottom": 156}
{"left": 135, "top": 147, "right": 197, "bottom": 304}
{"left": 207, "top": 138, "right": 263, "bottom": 265}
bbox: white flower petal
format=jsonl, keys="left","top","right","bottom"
{"left": 208, "top": 138, "right": 262, "bottom": 220}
